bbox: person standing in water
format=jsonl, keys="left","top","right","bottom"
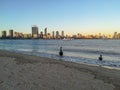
{"left": 59, "top": 47, "right": 63, "bottom": 56}
{"left": 99, "top": 54, "right": 103, "bottom": 61}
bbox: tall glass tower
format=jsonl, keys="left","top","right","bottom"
{"left": 32, "top": 25, "right": 39, "bottom": 38}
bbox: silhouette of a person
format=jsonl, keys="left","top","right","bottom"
{"left": 99, "top": 54, "right": 102, "bottom": 61}
{"left": 59, "top": 47, "right": 63, "bottom": 56}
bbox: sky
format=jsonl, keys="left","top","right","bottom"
{"left": 0, "top": 0, "right": 120, "bottom": 35}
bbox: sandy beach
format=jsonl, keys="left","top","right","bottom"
{"left": 0, "top": 50, "right": 120, "bottom": 90}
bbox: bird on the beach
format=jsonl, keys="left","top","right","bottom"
{"left": 99, "top": 54, "right": 103, "bottom": 61}
{"left": 59, "top": 47, "right": 63, "bottom": 56}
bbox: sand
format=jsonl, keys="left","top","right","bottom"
{"left": 0, "top": 50, "right": 120, "bottom": 90}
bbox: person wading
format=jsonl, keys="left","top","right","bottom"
{"left": 59, "top": 47, "right": 63, "bottom": 56}
{"left": 99, "top": 54, "right": 103, "bottom": 61}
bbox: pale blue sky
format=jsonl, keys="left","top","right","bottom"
{"left": 0, "top": 0, "right": 120, "bottom": 35}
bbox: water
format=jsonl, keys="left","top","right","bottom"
{"left": 0, "top": 39, "right": 120, "bottom": 68}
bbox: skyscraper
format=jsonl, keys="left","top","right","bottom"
{"left": 40, "top": 31, "right": 43, "bottom": 39}
{"left": 61, "top": 31, "right": 64, "bottom": 38}
{"left": 113, "top": 32, "right": 118, "bottom": 39}
{"left": 52, "top": 31, "right": 55, "bottom": 39}
{"left": 9, "top": 29, "right": 13, "bottom": 38}
{"left": 44, "top": 27, "right": 47, "bottom": 36}
{"left": 118, "top": 33, "right": 120, "bottom": 39}
{"left": 2, "top": 31, "right": 6, "bottom": 38}
{"left": 56, "top": 31, "right": 59, "bottom": 38}
{"left": 32, "top": 26, "right": 39, "bottom": 38}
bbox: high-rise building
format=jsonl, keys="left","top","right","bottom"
{"left": 32, "top": 26, "right": 39, "bottom": 38}
{"left": 118, "top": 33, "right": 120, "bottom": 39}
{"left": 9, "top": 29, "right": 13, "bottom": 38}
{"left": 2, "top": 31, "right": 6, "bottom": 38}
{"left": 61, "top": 31, "right": 64, "bottom": 38}
{"left": 44, "top": 27, "right": 47, "bottom": 36}
{"left": 48, "top": 33, "right": 51, "bottom": 39}
{"left": 113, "top": 32, "right": 118, "bottom": 39}
{"left": 40, "top": 31, "right": 43, "bottom": 39}
{"left": 52, "top": 31, "right": 55, "bottom": 39}
{"left": 56, "top": 31, "right": 59, "bottom": 38}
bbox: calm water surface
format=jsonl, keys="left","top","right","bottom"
{"left": 0, "top": 39, "right": 120, "bottom": 68}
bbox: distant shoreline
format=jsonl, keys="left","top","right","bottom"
{"left": 0, "top": 38, "right": 120, "bottom": 40}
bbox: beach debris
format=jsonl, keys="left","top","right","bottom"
{"left": 99, "top": 54, "right": 103, "bottom": 61}
{"left": 59, "top": 47, "right": 63, "bottom": 56}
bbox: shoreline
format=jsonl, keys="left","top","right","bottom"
{"left": 4, "top": 49, "right": 120, "bottom": 69}
{"left": 0, "top": 50, "right": 120, "bottom": 90}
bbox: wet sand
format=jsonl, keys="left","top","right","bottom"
{"left": 0, "top": 50, "right": 120, "bottom": 90}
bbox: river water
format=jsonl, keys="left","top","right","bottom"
{"left": 0, "top": 39, "right": 120, "bottom": 68}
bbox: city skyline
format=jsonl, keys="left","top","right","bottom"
{"left": 1, "top": 0, "right": 120, "bottom": 35}
{"left": 1, "top": 26, "right": 120, "bottom": 39}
